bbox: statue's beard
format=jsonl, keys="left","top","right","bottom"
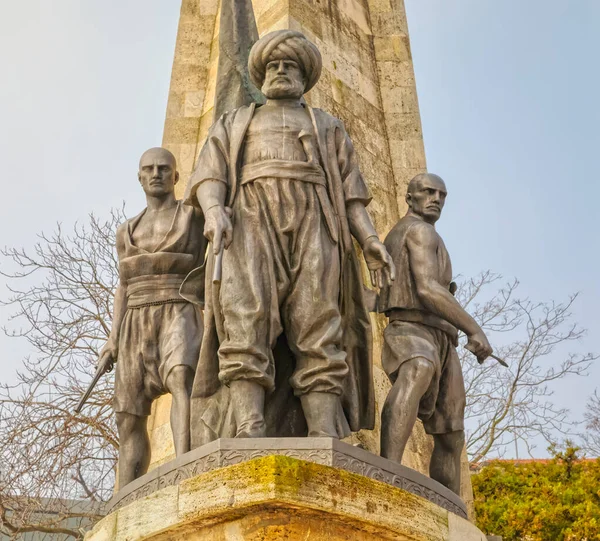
{"left": 262, "top": 79, "right": 305, "bottom": 100}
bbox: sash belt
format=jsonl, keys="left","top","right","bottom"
{"left": 388, "top": 308, "right": 459, "bottom": 346}
{"left": 240, "top": 160, "right": 327, "bottom": 185}
{"left": 126, "top": 274, "right": 188, "bottom": 308}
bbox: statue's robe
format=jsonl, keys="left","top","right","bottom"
{"left": 182, "top": 103, "right": 375, "bottom": 447}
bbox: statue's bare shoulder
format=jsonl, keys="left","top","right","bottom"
{"left": 384, "top": 217, "right": 439, "bottom": 259}
{"left": 115, "top": 220, "right": 130, "bottom": 259}
{"left": 405, "top": 219, "right": 440, "bottom": 252}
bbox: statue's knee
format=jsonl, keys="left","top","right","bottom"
{"left": 452, "top": 430, "right": 466, "bottom": 449}
{"left": 455, "top": 430, "right": 465, "bottom": 446}
{"left": 405, "top": 356, "right": 434, "bottom": 382}
{"left": 166, "top": 365, "right": 193, "bottom": 394}
{"left": 435, "top": 430, "right": 465, "bottom": 452}
{"left": 116, "top": 412, "right": 144, "bottom": 437}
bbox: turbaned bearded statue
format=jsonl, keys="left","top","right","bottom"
{"left": 185, "top": 30, "right": 395, "bottom": 446}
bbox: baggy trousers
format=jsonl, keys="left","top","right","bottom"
{"left": 218, "top": 177, "right": 348, "bottom": 396}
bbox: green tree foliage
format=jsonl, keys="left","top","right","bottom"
{"left": 473, "top": 446, "right": 600, "bottom": 541}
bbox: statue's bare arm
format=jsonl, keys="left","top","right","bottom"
{"left": 347, "top": 201, "right": 377, "bottom": 246}
{"left": 347, "top": 201, "right": 395, "bottom": 288}
{"left": 195, "top": 181, "right": 233, "bottom": 255}
{"left": 406, "top": 224, "right": 492, "bottom": 360}
{"left": 196, "top": 179, "right": 226, "bottom": 212}
{"left": 109, "top": 284, "right": 127, "bottom": 346}
{"left": 98, "top": 225, "right": 128, "bottom": 371}
{"left": 98, "top": 283, "right": 127, "bottom": 372}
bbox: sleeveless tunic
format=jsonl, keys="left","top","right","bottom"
{"left": 379, "top": 214, "right": 457, "bottom": 342}
{"left": 113, "top": 202, "right": 206, "bottom": 416}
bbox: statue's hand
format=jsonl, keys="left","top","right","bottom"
{"left": 97, "top": 341, "right": 117, "bottom": 373}
{"left": 204, "top": 205, "right": 233, "bottom": 254}
{"left": 363, "top": 237, "right": 395, "bottom": 289}
{"left": 465, "top": 330, "right": 493, "bottom": 365}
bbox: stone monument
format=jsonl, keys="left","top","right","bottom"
{"left": 151, "top": 0, "right": 448, "bottom": 477}
{"left": 152, "top": 0, "right": 475, "bottom": 510}
{"left": 83, "top": 0, "right": 491, "bottom": 538}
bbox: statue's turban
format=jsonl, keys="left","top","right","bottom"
{"left": 248, "top": 30, "right": 322, "bottom": 93}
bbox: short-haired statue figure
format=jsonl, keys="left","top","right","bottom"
{"left": 186, "top": 30, "right": 394, "bottom": 442}
{"left": 378, "top": 173, "right": 493, "bottom": 495}
{"left": 98, "top": 148, "right": 207, "bottom": 487}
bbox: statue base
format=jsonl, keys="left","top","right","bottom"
{"left": 86, "top": 439, "right": 485, "bottom": 540}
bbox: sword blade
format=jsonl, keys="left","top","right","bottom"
{"left": 490, "top": 354, "right": 509, "bottom": 367}
{"left": 74, "top": 366, "right": 106, "bottom": 413}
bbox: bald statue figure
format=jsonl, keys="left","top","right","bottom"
{"left": 98, "top": 148, "right": 206, "bottom": 487}
{"left": 378, "top": 173, "right": 492, "bottom": 495}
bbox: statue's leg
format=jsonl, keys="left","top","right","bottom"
{"left": 230, "top": 379, "right": 266, "bottom": 438}
{"left": 284, "top": 201, "right": 346, "bottom": 438}
{"left": 116, "top": 412, "right": 150, "bottom": 487}
{"left": 114, "top": 307, "right": 152, "bottom": 487}
{"left": 299, "top": 392, "right": 340, "bottom": 437}
{"left": 426, "top": 344, "right": 466, "bottom": 495}
{"left": 430, "top": 430, "right": 465, "bottom": 495}
{"left": 380, "top": 357, "right": 434, "bottom": 464}
{"left": 218, "top": 186, "right": 280, "bottom": 438}
{"left": 165, "top": 365, "right": 194, "bottom": 456}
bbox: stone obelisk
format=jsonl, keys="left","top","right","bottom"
{"left": 146, "top": 0, "right": 473, "bottom": 512}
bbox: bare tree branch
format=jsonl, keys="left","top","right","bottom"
{"left": 457, "top": 272, "right": 596, "bottom": 464}
{"left": 0, "top": 208, "right": 124, "bottom": 539}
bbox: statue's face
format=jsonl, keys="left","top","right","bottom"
{"left": 138, "top": 150, "right": 178, "bottom": 198}
{"left": 262, "top": 59, "right": 306, "bottom": 99}
{"left": 406, "top": 176, "right": 447, "bottom": 224}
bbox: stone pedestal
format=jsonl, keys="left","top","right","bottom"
{"left": 87, "top": 440, "right": 485, "bottom": 540}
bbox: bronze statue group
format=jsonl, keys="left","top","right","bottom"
{"left": 96, "top": 30, "right": 493, "bottom": 498}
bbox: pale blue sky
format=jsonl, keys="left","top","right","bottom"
{"left": 0, "top": 1, "right": 597, "bottom": 456}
